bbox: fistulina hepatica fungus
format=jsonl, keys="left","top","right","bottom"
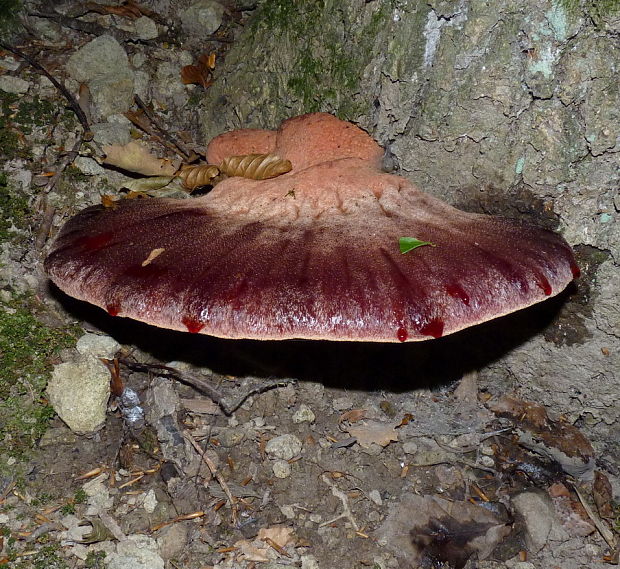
{"left": 45, "top": 113, "right": 579, "bottom": 343}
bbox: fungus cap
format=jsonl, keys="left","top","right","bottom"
{"left": 45, "top": 113, "right": 579, "bottom": 342}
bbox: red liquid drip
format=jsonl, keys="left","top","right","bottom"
{"left": 182, "top": 316, "right": 205, "bottom": 334}
{"left": 77, "top": 232, "right": 113, "bottom": 251}
{"left": 570, "top": 262, "right": 581, "bottom": 278}
{"left": 420, "top": 318, "right": 444, "bottom": 338}
{"left": 397, "top": 326, "right": 408, "bottom": 342}
{"left": 533, "top": 272, "right": 552, "bottom": 296}
{"left": 446, "top": 283, "right": 470, "bottom": 305}
{"left": 106, "top": 302, "right": 120, "bottom": 317}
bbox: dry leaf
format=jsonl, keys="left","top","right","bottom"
{"left": 181, "top": 52, "right": 216, "bottom": 89}
{"left": 257, "top": 525, "right": 295, "bottom": 548}
{"left": 101, "top": 194, "right": 119, "bottom": 208}
{"left": 488, "top": 395, "right": 595, "bottom": 477}
{"left": 103, "top": 141, "right": 180, "bottom": 176}
{"left": 177, "top": 164, "right": 220, "bottom": 189}
{"left": 347, "top": 421, "right": 399, "bottom": 449}
{"left": 85, "top": 0, "right": 142, "bottom": 18}
{"left": 180, "top": 397, "right": 219, "bottom": 415}
{"left": 593, "top": 471, "right": 614, "bottom": 519}
{"left": 233, "top": 539, "right": 270, "bottom": 562}
{"left": 219, "top": 153, "right": 292, "bottom": 180}
{"left": 338, "top": 408, "right": 367, "bottom": 424}
{"left": 548, "top": 482, "right": 596, "bottom": 537}
{"left": 141, "top": 248, "right": 165, "bottom": 267}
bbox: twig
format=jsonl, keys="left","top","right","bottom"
{"left": 34, "top": 199, "right": 56, "bottom": 249}
{"left": 184, "top": 431, "right": 238, "bottom": 524}
{"left": 319, "top": 474, "right": 359, "bottom": 531}
{"left": 569, "top": 482, "right": 617, "bottom": 551}
{"left": 0, "top": 41, "right": 90, "bottom": 133}
{"left": 133, "top": 95, "right": 191, "bottom": 160}
{"left": 119, "top": 359, "right": 293, "bottom": 415}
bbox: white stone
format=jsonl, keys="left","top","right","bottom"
{"left": 142, "top": 489, "right": 157, "bottom": 513}
{"left": 180, "top": 0, "right": 224, "bottom": 36}
{"left": 368, "top": 489, "right": 383, "bottom": 506}
{"left": 107, "top": 535, "right": 164, "bottom": 569}
{"left": 76, "top": 333, "right": 120, "bottom": 359}
{"left": 47, "top": 355, "right": 110, "bottom": 433}
{"left": 0, "top": 75, "right": 29, "bottom": 94}
{"left": 292, "top": 403, "right": 316, "bottom": 423}
{"left": 272, "top": 460, "right": 292, "bottom": 479}
{"left": 265, "top": 434, "right": 302, "bottom": 461}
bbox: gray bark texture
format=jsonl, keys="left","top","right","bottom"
{"left": 200, "top": 1, "right": 619, "bottom": 451}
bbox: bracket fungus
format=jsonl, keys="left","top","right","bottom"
{"left": 45, "top": 113, "right": 579, "bottom": 343}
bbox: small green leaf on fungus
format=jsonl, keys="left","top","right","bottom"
{"left": 399, "top": 237, "right": 435, "bottom": 254}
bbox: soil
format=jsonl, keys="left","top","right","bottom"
{"left": 0, "top": 2, "right": 618, "bottom": 569}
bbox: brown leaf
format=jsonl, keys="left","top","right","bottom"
{"left": 219, "top": 153, "right": 292, "bottom": 180}
{"left": 177, "top": 164, "right": 220, "bottom": 189}
{"left": 548, "top": 482, "right": 596, "bottom": 537}
{"left": 487, "top": 396, "right": 595, "bottom": 476}
{"left": 338, "top": 408, "right": 367, "bottom": 424}
{"left": 258, "top": 525, "right": 295, "bottom": 549}
{"left": 85, "top": 0, "right": 143, "bottom": 18}
{"left": 101, "top": 194, "right": 119, "bottom": 208}
{"left": 593, "top": 471, "right": 614, "bottom": 519}
{"left": 347, "top": 421, "right": 399, "bottom": 449}
{"left": 103, "top": 141, "right": 180, "bottom": 176}
{"left": 180, "top": 52, "right": 216, "bottom": 89}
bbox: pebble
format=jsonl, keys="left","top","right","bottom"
{"left": 511, "top": 491, "right": 554, "bottom": 552}
{"left": 142, "top": 489, "right": 157, "bottom": 513}
{"left": 76, "top": 333, "right": 120, "bottom": 359}
{"left": 156, "top": 522, "right": 189, "bottom": 560}
{"left": 180, "top": 0, "right": 224, "bottom": 36}
{"left": 279, "top": 504, "right": 295, "bottom": 519}
{"left": 272, "top": 459, "right": 292, "bottom": 479}
{"left": 106, "top": 535, "right": 164, "bottom": 569}
{"left": 265, "top": 434, "right": 303, "bottom": 461}
{"left": 301, "top": 555, "right": 320, "bottom": 569}
{"left": 292, "top": 403, "right": 316, "bottom": 423}
{"left": 368, "top": 489, "right": 383, "bottom": 506}
{"left": 0, "top": 75, "right": 30, "bottom": 94}
{"left": 217, "top": 428, "right": 245, "bottom": 448}
{"left": 402, "top": 441, "right": 418, "bottom": 455}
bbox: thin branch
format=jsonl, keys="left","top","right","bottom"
{"left": 184, "top": 431, "right": 238, "bottom": 524}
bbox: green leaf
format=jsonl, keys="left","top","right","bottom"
{"left": 399, "top": 237, "right": 435, "bottom": 254}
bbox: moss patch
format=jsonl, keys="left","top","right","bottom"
{"left": 248, "top": 0, "right": 392, "bottom": 119}
{"left": 557, "top": 0, "right": 620, "bottom": 25}
{"left": 0, "top": 172, "right": 30, "bottom": 242}
{"left": 0, "top": 295, "right": 78, "bottom": 461}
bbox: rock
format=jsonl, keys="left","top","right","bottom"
{"left": 292, "top": 403, "right": 316, "bottom": 423}
{"left": 272, "top": 459, "right": 292, "bottom": 479}
{"left": 156, "top": 522, "right": 189, "bottom": 560}
{"left": 217, "top": 428, "right": 245, "bottom": 447}
{"left": 82, "top": 474, "right": 114, "bottom": 515}
{"left": 0, "top": 75, "right": 29, "bottom": 94}
{"left": 180, "top": 0, "right": 224, "bottom": 36}
{"left": 65, "top": 35, "right": 134, "bottom": 119}
{"left": 76, "top": 333, "right": 120, "bottom": 359}
{"left": 73, "top": 156, "right": 107, "bottom": 176}
{"left": 265, "top": 434, "right": 303, "bottom": 461}
{"left": 368, "top": 489, "right": 383, "bottom": 506}
{"left": 301, "top": 555, "right": 321, "bottom": 569}
{"left": 134, "top": 16, "right": 159, "bottom": 40}
{"left": 402, "top": 441, "right": 418, "bottom": 455}
{"left": 142, "top": 489, "right": 157, "bottom": 513}
{"left": 38, "top": 425, "right": 79, "bottom": 447}
{"left": 91, "top": 117, "right": 132, "bottom": 146}
{"left": 107, "top": 535, "right": 165, "bottom": 569}
{"left": 46, "top": 355, "right": 110, "bottom": 433}
{"left": 511, "top": 491, "right": 554, "bottom": 552}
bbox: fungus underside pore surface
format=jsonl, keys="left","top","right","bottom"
{"left": 45, "top": 113, "right": 578, "bottom": 343}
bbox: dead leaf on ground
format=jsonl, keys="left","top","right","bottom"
{"left": 181, "top": 52, "right": 216, "bottom": 89}
{"left": 593, "top": 471, "right": 614, "bottom": 519}
{"left": 378, "top": 494, "right": 510, "bottom": 569}
{"left": 338, "top": 408, "right": 367, "bottom": 424}
{"left": 548, "top": 482, "right": 596, "bottom": 537}
{"left": 234, "top": 525, "right": 294, "bottom": 562}
{"left": 487, "top": 395, "right": 595, "bottom": 477}
{"left": 347, "top": 420, "right": 399, "bottom": 449}
{"left": 85, "top": 0, "right": 143, "bottom": 19}
{"left": 103, "top": 141, "right": 181, "bottom": 176}
{"left": 180, "top": 397, "right": 219, "bottom": 415}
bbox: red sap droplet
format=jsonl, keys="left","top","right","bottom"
{"left": 533, "top": 271, "right": 552, "bottom": 296}
{"left": 446, "top": 283, "right": 470, "bottom": 305}
{"left": 106, "top": 302, "right": 120, "bottom": 317}
{"left": 420, "top": 318, "right": 444, "bottom": 339}
{"left": 570, "top": 262, "right": 581, "bottom": 278}
{"left": 397, "top": 326, "right": 408, "bottom": 342}
{"left": 182, "top": 316, "right": 205, "bottom": 334}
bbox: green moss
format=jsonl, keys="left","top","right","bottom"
{"left": 0, "top": 0, "right": 21, "bottom": 40}
{"left": 12, "top": 544, "right": 68, "bottom": 569}
{"left": 557, "top": 0, "right": 620, "bottom": 25}
{"left": 0, "top": 295, "right": 78, "bottom": 460}
{"left": 0, "top": 172, "right": 30, "bottom": 242}
{"left": 248, "top": 0, "right": 392, "bottom": 119}
{"left": 13, "top": 96, "right": 56, "bottom": 135}
{"left": 85, "top": 550, "right": 106, "bottom": 569}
